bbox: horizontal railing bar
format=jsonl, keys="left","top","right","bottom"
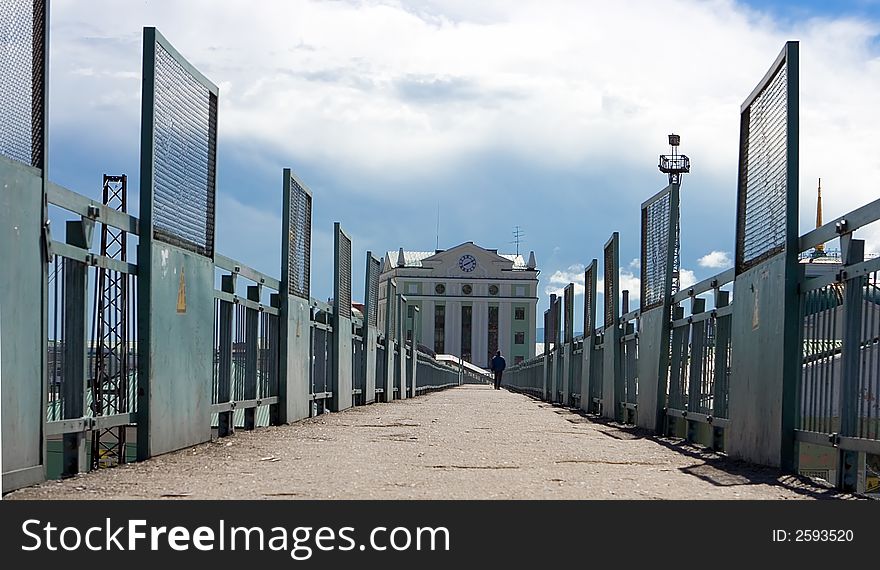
{"left": 666, "top": 408, "right": 729, "bottom": 428}
{"left": 48, "top": 181, "right": 140, "bottom": 236}
{"left": 212, "top": 290, "right": 280, "bottom": 316}
{"left": 798, "top": 196, "right": 880, "bottom": 253}
{"left": 794, "top": 430, "right": 880, "bottom": 455}
{"left": 671, "top": 304, "right": 733, "bottom": 328}
{"left": 214, "top": 253, "right": 281, "bottom": 291}
{"left": 794, "top": 429, "right": 837, "bottom": 447}
{"left": 45, "top": 412, "right": 136, "bottom": 436}
{"left": 211, "top": 397, "right": 279, "bottom": 414}
{"left": 672, "top": 268, "right": 735, "bottom": 304}
{"left": 50, "top": 241, "right": 138, "bottom": 275}
{"left": 621, "top": 309, "right": 640, "bottom": 322}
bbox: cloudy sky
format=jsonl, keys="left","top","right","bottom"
{"left": 44, "top": 0, "right": 880, "bottom": 327}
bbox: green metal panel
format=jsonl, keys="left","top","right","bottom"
{"left": 728, "top": 256, "right": 803, "bottom": 466}
{"left": 0, "top": 157, "right": 46, "bottom": 491}
{"left": 635, "top": 308, "right": 667, "bottom": 431}
{"left": 138, "top": 245, "right": 214, "bottom": 457}
{"left": 281, "top": 298, "right": 311, "bottom": 422}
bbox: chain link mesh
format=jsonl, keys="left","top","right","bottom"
{"left": 604, "top": 242, "right": 615, "bottom": 328}
{"left": 367, "top": 256, "right": 380, "bottom": 328}
{"left": 0, "top": 0, "right": 44, "bottom": 167}
{"left": 584, "top": 264, "right": 594, "bottom": 337}
{"left": 641, "top": 191, "right": 672, "bottom": 310}
{"left": 287, "top": 175, "right": 311, "bottom": 299}
{"left": 738, "top": 62, "right": 789, "bottom": 270}
{"left": 336, "top": 229, "right": 352, "bottom": 319}
{"left": 151, "top": 41, "right": 217, "bottom": 256}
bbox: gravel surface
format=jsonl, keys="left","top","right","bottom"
{"left": 7, "top": 385, "right": 852, "bottom": 500}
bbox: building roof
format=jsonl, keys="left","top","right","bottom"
{"left": 385, "top": 243, "right": 529, "bottom": 270}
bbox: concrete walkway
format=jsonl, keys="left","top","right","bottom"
{"left": 7, "top": 385, "right": 851, "bottom": 500}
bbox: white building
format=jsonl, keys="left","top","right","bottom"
{"left": 378, "top": 242, "right": 539, "bottom": 368}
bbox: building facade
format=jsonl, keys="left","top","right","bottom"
{"left": 378, "top": 242, "right": 539, "bottom": 368}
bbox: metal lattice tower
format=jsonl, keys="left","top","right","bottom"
{"left": 90, "top": 175, "right": 130, "bottom": 468}
{"left": 659, "top": 134, "right": 689, "bottom": 295}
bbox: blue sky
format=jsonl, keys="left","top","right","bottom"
{"left": 42, "top": 0, "right": 880, "bottom": 327}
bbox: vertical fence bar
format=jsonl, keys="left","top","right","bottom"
{"left": 839, "top": 238, "right": 865, "bottom": 492}
{"left": 243, "top": 285, "right": 260, "bottom": 430}
{"left": 61, "top": 222, "right": 89, "bottom": 476}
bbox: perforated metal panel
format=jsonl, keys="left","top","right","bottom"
{"left": 287, "top": 174, "right": 312, "bottom": 299}
{"left": 736, "top": 49, "right": 792, "bottom": 272}
{"left": 0, "top": 0, "right": 44, "bottom": 168}
{"left": 335, "top": 225, "right": 352, "bottom": 319}
{"left": 641, "top": 189, "right": 674, "bottom": 310}
{"left": 584, "top": 262, "right": 595, "bottom": 337}
{"left": 366, "top": 255, "right": 380, "bottom": 328}
{"left": 545, "top": 307, "right": 556, "bottom": 345}
{"left": 604, "top": 242, "right": 615, "bottom": 327}
{"left": 150, "top": 38, "right": 217, "bottom": 257}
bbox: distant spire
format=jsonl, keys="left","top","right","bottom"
{"left": 397, "top": 247, "right": 406, "bottom": 267}
{"left": 527, "top": 250, "right": 536, "bottom": 270}
{"left": 815, "top": 178, "right": 825, "bottom": 255}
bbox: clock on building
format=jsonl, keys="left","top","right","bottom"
{"left": 458, "top": 254, "right": 477, "bottom": 272}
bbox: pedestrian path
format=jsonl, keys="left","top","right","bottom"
{"left": 7, "top": 385, "right": 850, "bottom": 500}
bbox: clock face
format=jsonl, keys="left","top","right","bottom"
{"left": 459, "top": 254, "right": 477, "bottom": 272}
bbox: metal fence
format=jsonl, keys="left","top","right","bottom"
{"left": 0, "top": 8, "right": 466, "bottom": 492}
{"left": 503, "top": 39, "right": 878, "bottom": 493}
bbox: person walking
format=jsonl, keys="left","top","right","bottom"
{"left": 491, "top": 350, "right": 506, "bottom": 390}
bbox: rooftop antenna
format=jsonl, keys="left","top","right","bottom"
{"left": 436, "top": 201, "right": 440, "bottom": 251}
{"left": 512, "top": 226, "right": 525, "bottom": 257}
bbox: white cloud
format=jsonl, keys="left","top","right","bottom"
{"left": 45, "top": 0, "right": 880, "bottom": 213}
{"left": 698, "top": 250, "right": 732, "bottom": 268}
{"left": 680, "top": 268, "right": 698, "bottom": 289}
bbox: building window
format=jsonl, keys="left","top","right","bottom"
{"left": 514, "top": 307, "right": 525, "bottom": 320}
{"left": 461, "top": 305, "right": 472, "bottom": 362}
{"left": 515, "top": 332, "right": 525, "bottom": 345}
{"left": 435, "top": 283, "right": 446, "bottom": 295}
{"left": 487, "top": 306, "right": 499, "bottom": 365}
{"left": 407, "top": 306, "right": 415, "bottom": 318}
{"left": 407, "top": 282, "right": 419, "bottom": 294}
{"left": 434, "top": 305, "right": 445, "bottom": 354}
{"left": 514, "top": 285, "right": 526, "bottom": 297}
{"left": 488, "top": 284, "right": 499, "bottom": 296}
{"left": 462, "top": 283, "right": 472, "bottom": 295}
{"left": 515, "top": 356, "right": 524, "bottom": 364}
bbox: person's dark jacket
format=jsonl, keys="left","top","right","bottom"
{"left": 491, "top": 354, "right": 506, "bottom": 372}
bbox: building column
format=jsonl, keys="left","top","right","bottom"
{"left": 499, "top": 300, "right": 512, "bottom": 360}
{"left": 474, "top": 300, "right": 489, "bottom": 368}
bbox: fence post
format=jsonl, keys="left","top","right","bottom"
{"left": 278, "top": 169, "right": 313, "bottom": 423}
{"left": 243, "top": 284, "right": 261, "bottom": 429}
{"left": 686, "top": 297, "right": 707, "bottom": 443}
{"left": 217, "top": 274, "right": 235, "bottom": 436}
{"left": 331, "top": 223, "right": 353, "bottom": 412}
{"left": 61, "top": 221, "right": 90, "bottom": 476}
{"left": 602, "top": 233, "right": 623, "bottom": 421}
{"left": 397, "top": 294, "right": 408, "bottom": 399}
{"left": 712, "top": 289, "right": 731, "bottom": 450}
{"left": 839, "top": 237, "right": 866, "bottom": 493}
{"left": 411, "top": 307, "right": 419, "bottom": 397}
